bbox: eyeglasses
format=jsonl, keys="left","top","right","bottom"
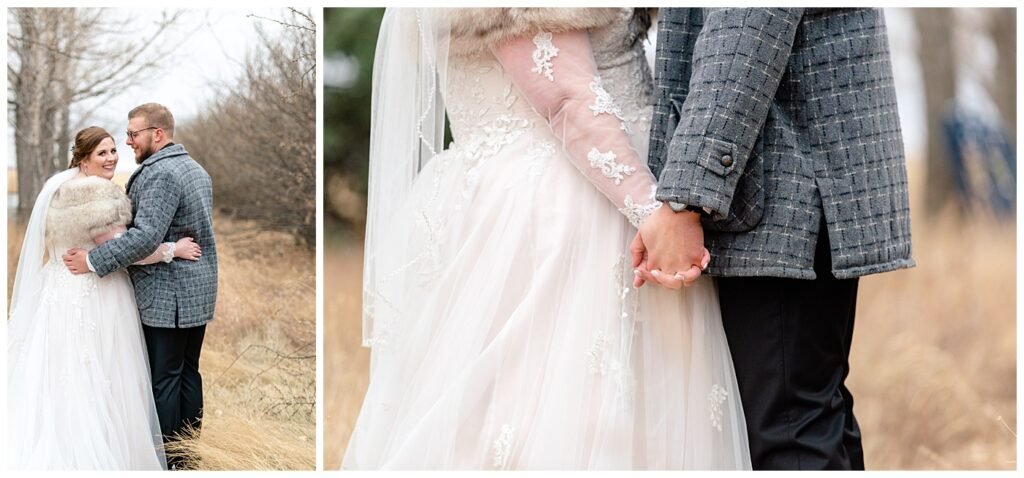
{"left": 126, "top": 126, "right": 158, "bottom": 140}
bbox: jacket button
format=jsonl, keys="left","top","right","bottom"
{"left": 720, "top": 154, "right": 734, "bottom": 167}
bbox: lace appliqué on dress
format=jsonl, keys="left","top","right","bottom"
{"left": 367, "top": 61, "right": 537, "bottom": 351}
{"left": 39, "top": 260, "right": 99, "bottom": 311}
{"left": 708, "top": 383, "right": 728, "bottom": 432}
{"left": 588, "top": 76, "right": 630, "bottom": 132}
{"left": 527, "top": 140, "right": 555, "bottom": 177}
{"left": 587, "top": 148, "right": 636, "bottom": 185}
{"left": 586, "top": 254, "right": 639, "bottom": 407}
{"left": 35, "top": 261, "right": 101, "bottom": 370}
{"left": 492, "top": 424, "right": 515, "bottom": 469}
{"left": 587, "top": 329, "right": 631, "bottom": 401}
{"left": 587, "top": 331, "right": 616, "bottom": 376}
{"left": 457, "top": 114, "right": 532, "bottom": 199}
{"left": 613, "top": 253, "right": 636, "bottom": 320}
{"left": 530, "top": 32, "right": 558, "bottom": 81}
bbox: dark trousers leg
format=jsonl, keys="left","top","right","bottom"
{"left": 142, "top": 323, "right": 207, "bottom": 468}
{"left": 179, "top": 325, "right": 206, "bottom": 436}
{"left": 143, "top": 324, "right": 185, "bottom": 440}
{"left": 717, "top": 226, "right": 863, "bottom": 470}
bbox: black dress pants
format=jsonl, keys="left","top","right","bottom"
{"left": 142, "top": 322, "right": 206, "bottom": 469}
{"left": 717, "top": 226, "right": 864, "bottom": 470}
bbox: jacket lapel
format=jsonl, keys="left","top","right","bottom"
{"left": 125, "top": 163, "right": 146, "bottom": 195}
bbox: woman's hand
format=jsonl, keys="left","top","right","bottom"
{"left": 174, "top": 237, "right": 202, "bottom": 261}
{"left": 631, "top": 206, "right": 707, "bottom": 289}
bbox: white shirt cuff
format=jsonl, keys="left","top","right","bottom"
{"left": 85, "top": 253, "right": 96, "bottom": 273}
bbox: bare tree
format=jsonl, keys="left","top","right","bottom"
{"left": 986, "top": 9, "right": 1015, "bottom": 145}
{"left": 913, "top": 8, "right": 958, "bottom": 216}
{"left": 178, "top": 8, "right": 316, "bottom": 247}
{"left": 7, "top": 8, "right": 181, "bottom": 215}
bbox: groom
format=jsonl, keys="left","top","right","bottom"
{"left": 63, "top": 103, "right": 218, "bottom": 470}
{"left": 636, "top": 9, "right": 914, "bottom": 470}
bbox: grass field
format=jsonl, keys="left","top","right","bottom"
{"left": 7, "top": 213, "right": 316, "bottom": 471}
{"left": 323, "top": 226, "right": 369, "bottom": 470}
{"left": 322, "top": 166, "right": 1017, "bottom": 470}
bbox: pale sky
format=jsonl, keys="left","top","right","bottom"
{"left": 7, "top": 7, "right": 296, "bottom": 173}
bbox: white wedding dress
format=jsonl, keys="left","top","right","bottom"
{"left": 7, "top": 171, "right": 165, "bottom": 470}
{"left": 345, "top": 8, "right": 750, "bottom": 469}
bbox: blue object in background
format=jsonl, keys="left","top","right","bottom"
{"left": 942, "top": 107, "right": 1016, "bottom": 218}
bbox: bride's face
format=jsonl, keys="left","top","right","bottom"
{"left": 81, "top": 136, "right": 118, "bottom": 180}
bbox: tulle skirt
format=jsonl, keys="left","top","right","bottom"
{"left": 7, "top": 261, "right": 165, "bottom": 470}
{"left": 345, "top": 128, "right": 751, "bottom": 469}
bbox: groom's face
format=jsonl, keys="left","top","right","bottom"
{"left": 127, "top": 116, "right": 157, "bottom": 164}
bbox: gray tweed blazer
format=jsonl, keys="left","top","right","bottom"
{"left": 649, "top": 8, "right": 915, "bottom": 279}
{"left": 89, "top": 143, "right": 218, "bottom": 328}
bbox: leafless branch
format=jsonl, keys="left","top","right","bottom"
{"left": 177, "top": 8, "right": 316, "bottom": 246}
{"left": 246, "top": 11, "right": 315, "bottom": 34}
{"left": 8, "top": 8, "right": 188, "bottom": 213}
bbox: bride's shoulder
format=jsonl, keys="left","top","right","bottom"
{"left": 446, "top": 8, "right": 622, "bottom": 56}
{"left": 47, "top": 176, "right": 131, "bottom": 238}
{"left": 51, "top": 176, "right": 125, "bottom": 209}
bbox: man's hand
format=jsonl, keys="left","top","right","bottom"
{"left": 62, "top": 248, "right": 91, "bottom": 275}
{"left": 630, "top": 203, "right": 709, "bottom": 289}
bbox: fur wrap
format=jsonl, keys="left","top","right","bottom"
{"left": 46, "top": 176, "right": 132, "bottom": 246}
{"left": 446, "top": 8, "right": 622, "bottom": 57}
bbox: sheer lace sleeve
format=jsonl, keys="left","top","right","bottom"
{"left": 492, "top": 29, "right": 661, "bottom": 228}
{"left": 134, "top": 242, "right": 177, "bottom": 265}
{"left": 92, "top": 226, "right": 177, "bottom": 265}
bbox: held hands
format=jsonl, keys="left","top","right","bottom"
{"left": 175, "top": 237, "right": 201, "bottom": 261}
{"left": 630, "top": 203, "right": 710, "bottom": 289}
{"left": 62, "top": 248, "right": 91, "bottom": 275}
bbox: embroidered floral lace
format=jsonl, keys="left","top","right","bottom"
{"left": 492, "top": 29, "right": 661, "bottom": 228}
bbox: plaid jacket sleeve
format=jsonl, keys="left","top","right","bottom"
{"left": 656, "top": 8, "right": 803, "bottom": 219}
{"left": 88, "top": 169, "right": 181, "bottom": 277}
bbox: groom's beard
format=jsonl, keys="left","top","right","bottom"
{"left": 136, "top": 145, "right": 157, "bottom": 164}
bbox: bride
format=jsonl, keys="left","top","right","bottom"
{"left": 344, "top": 8, "right": 750, "bottom": 469}
{"left": 8, "top": 126, "right": 201, "bottom": 470}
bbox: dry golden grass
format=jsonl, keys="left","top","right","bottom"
{"left": 845, "top": 161, "right": 1017, "bottom": 470}
{"left": 323, "top": 163, "right": 1016, "bottom": 470}
{"left": 848, "top": 210, "right": 1016, "bottom": 469}
{"left": 7, "top": 213, "right": 316, "bottom": 471}
{"left": 323, "top": 227, "right": 369, "bottom": 470}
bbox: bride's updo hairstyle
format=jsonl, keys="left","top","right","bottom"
{"left": 69, "top": 126, "right": 114, "bottom": 169}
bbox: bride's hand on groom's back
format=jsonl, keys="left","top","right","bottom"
{"left": 174, "top": 237, "right": 201, "bottom": 261}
